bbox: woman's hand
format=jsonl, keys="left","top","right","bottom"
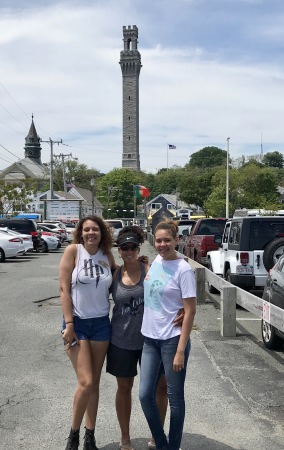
{"left": 138, "top": 255, "right": 149, "bottom": 264}
{"left": 172, "top": 308, "right": 184, "bottom": 327}
{"left": 61, "top": 326, "right": 79, "bottom": 350}
{"left": 173, "top": 350, "right": 184, "bottom": 372}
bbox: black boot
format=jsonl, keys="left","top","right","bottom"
{"left": 65, "top": 428, "right": 80, "bottom": 450}
{"left": 83, "top": 428, "right": 98, "bottom": 450}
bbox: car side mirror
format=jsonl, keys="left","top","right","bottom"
{"left": 182, "top": 228, "right": 189, "bottom": 236}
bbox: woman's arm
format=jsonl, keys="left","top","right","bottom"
{"left": 59, "top": 244, "right": 77, "bottom": 345}
{"left": 173, "top": 297, "right": 196, "bottom": 372}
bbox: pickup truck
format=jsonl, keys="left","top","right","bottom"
{"left": 207, "top": 216, "right": 284, "bottom": 290}
{"left": 183, "top": 218, "right": 227, "bottom": 266}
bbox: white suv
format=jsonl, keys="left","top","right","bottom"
{"left": 208, "top": 216, "right": 284, "bottom": 290}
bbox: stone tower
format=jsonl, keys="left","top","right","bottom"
{"left": 24, "top": 115, "right": 42, "bottom": 164}
{"left": 119, "top": 25, "right": 142, "bottom": 171}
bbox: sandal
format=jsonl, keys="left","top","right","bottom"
{"left": 119, "top": 439, "right": 134, "bottom": 450}
{"left": 148, "top": 440, "right": 156, "bottom": 449}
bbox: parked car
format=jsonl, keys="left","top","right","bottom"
{"left": 261, "top": 254, "right": 284, "bottom": 349}
{"left": 0, "top": 231, "right": 25, "bottom": 262}
{"left": 105, "top": 219, "right": 124, "bottom": 244}
{"left": 184, "top": 218, "right": 227, "bottom": 266}
{"left": 0, "top": 227, "right": 33, "bottom": 254}
{"left": 38, "top": 224, "right": 63, "bottom": 242}
{"left": 38, "top": 234, "right": 60, "bottom": 253}
{"left": 208, "top": 216, "right": 284, "bottom": 290}
{"left": 64, "top": 227, "right": 74, "bottom": 243}
{"left": 38, "top": 223, "right": 67, "bottom": 241}
{"left": 174, "top": 219, "right": 196, "bottom": 251}
{"left": 0, "top": 218, "right": 42, "bottom": 251}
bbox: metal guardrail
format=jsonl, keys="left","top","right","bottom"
{"left": 147, "top": 233, "right": 284, "bottom": 338}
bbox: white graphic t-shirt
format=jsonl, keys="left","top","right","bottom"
{"left": 71, "top": 245, "right": 112, "bottom": 319}
{"left": 141, "top": 254, "right": 196, "bottom": 340}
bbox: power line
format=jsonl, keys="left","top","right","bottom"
{"left": 0, "top": 80, "right": 30, "bottom": 119}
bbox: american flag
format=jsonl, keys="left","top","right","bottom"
{"left": 168, "top": 144, "right": 176, "bottom": 149}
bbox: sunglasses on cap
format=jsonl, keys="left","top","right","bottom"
{"left": 120, "top": 244, "right": 139, "bottom": 251}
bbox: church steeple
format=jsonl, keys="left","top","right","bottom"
{"left": 24, "top": 114, "right": 42, "bottom": 164}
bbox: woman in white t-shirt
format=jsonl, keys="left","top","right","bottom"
{"left": 139, "top": 220, "right": 196, "bottom": 450}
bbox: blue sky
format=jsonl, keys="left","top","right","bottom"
{"left": 1, "top": 0, "right": 284, "bottom": 174}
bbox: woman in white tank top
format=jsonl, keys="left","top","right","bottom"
{"left": 59, "top": 215, "right": 116, "bottom": 450}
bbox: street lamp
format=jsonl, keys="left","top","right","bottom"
{"left": 226, "top": 137, "right": 230, "bottom": 219}
{"left": 90, "top": 177, "right": 95, "bottom": 215}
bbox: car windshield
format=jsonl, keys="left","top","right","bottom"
{"left": 196, "top": 219, "right": 227, "bottom": 235}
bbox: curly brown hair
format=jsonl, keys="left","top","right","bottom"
{"left": 155, "top": 219, "right": 178, "bottom": 238}
{"left": 117, "top": 225, "right": 145, "bottom": 245}
{"left": 73, "top": 215, "right": 113, "bottom": 253}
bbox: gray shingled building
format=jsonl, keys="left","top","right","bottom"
{"left": 119, "top": 25, "right": 142, "bottom": 171}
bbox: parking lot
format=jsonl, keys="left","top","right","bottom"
{"left": 0, "top": 241, "right": 284, "bottom": 449}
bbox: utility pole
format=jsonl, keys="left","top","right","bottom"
{"left": 54, "top": 152, "right": 74, "bottom": 197}
{"left": 90, "top": 177, "right": 95, "bottom": 215}
{"left": 41, "top": 138, "right": 63, "bottom": 199}
{"left": 226, "top": 137, "right": 230, "bottom": 219}
{"left": 107, "top": 186, "right": 119, "bottom": 218}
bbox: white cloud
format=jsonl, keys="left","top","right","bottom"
{"left": 0, "top": 0, "right": 284, "bottom": 174}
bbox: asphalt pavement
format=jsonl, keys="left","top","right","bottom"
{"left": 0, "top": 240, "right": 283, "bottom": 449}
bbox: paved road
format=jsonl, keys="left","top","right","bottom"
{"left": 0, "top": 241, "right": 283, "bottom": 449}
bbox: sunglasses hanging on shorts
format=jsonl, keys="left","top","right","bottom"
{"left": 120, "top": 244, "right": 139, "bottom": 251}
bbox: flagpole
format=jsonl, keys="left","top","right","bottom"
{"left": 167, "top": 144, "right": 168, "bottom": 170}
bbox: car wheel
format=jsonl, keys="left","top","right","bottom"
{"left": 225, "top": 268, "right": 231, "bottom": 283}
{"left": 261, "top": 320, "right": 284, "bottom": 349}
{"left": 0, "top": 247, "right": 5, "bottom": 262}
{"left": 263, "top": 238, "right": 284, "bottom": 272}
{"left": 36, "top": 240, "right": 48, "bottom": 253}
{"left": 208, "top": 261, "right": 219, "bottom": 294}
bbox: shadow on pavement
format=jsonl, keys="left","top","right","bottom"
{"left": 99, "top": 434, "right": 241, "bottom": 450}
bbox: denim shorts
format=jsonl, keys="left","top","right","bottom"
{"left": 62, "top": 315, "right": 111, "bottom": 341}
{"left": 106, "top": 343, "right": 142, "bottom": 377}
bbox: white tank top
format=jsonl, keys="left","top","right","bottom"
{"left": 71, "top": 244, "right": 112, "bottom": 319}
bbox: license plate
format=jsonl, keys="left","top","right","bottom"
{"left": 236, "top": 265, "right": 253, "bottom": 274}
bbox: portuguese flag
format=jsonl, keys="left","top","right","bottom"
{"left": 134, "top": 185, "right": 150, "bottom": 198}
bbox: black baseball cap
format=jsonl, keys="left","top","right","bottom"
{"left": 117, "top": 232, "right": 140, "bottom": 246}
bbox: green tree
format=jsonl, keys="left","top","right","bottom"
{"left": 185, "top": 146, "right": 227, "bottom": 169}
{"left": 52, "top": 159, "right": 103, "bottom": 192}
{"left": 262, "top": 151, "right": 284, "bottom": 169}
{"left": 0, "top": 180, "right": 36, "bottom": 216}
{"left": 204, "top": 164, "right": 279, "bottom": 217}
{"left": 96, "top": 169, "right": 146, "bottom": 218}
{"left": 178, "top": 167, "right": 216, "bottom": 210}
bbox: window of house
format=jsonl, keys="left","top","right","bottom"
{"left": 151, "top": 203, "right": 162, "bottom": 210}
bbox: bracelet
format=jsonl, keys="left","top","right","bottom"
{"left": 65, "top": 321, "right": 74, "bottom": 324}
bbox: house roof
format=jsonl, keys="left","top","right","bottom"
{"left": 68, "top": 187, "right": 104, "bottom": 208}
{"left": 146, "top": 193, "right": 192, "bottom": 209}
{"left": 0, "top": 158, "right": 49, "bottom": 181}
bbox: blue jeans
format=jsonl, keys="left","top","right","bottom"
{"left": 139, "top": 335, "right": 190, "bottom": 450}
